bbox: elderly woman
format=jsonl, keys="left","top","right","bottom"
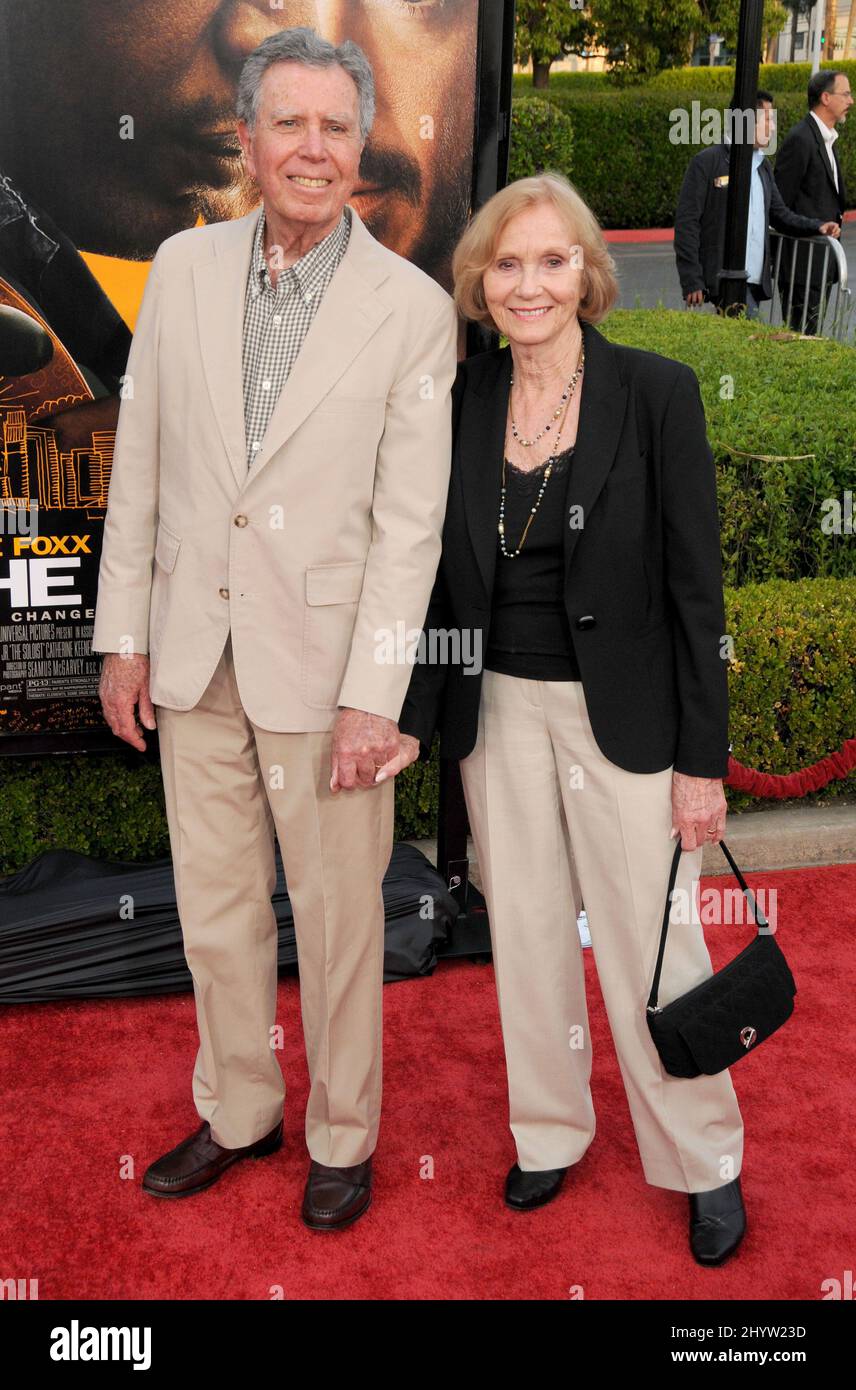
{"left": 380, "top": 172, "right": 746, "bottom": 1266}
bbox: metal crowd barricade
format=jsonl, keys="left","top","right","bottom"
{"left": 763, "top": 231, "right": 853, "bottom": 341}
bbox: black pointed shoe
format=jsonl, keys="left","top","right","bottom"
{"left": 689, "top": 1176, "right": 746, "bottom": 1265}
{"left": 505, "top": 1162, "right": 569, "bottom": 1211}
{"left": 301, "top": 1158, "right": 373, "bottom": 1231}
{"left": 142, "top": 1118, "right": 283, "bottom": 1198}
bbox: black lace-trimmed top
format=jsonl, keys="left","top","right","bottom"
{"left": 484, "top": 443, "right": 581, "bottom": 681}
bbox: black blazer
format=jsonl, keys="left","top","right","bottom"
{"left": 674, "top": 142, "right": 823, "bottom": 302}
{"left": 398, "top": 319, "right": 730, "bottom": 779}
{"left": 773, "top": 114, "right": 847, "bottom": 288}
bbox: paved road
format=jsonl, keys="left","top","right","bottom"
{"left": 609, "top": 221, "right": 856, "bottom": 341}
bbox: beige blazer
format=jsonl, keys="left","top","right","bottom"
{"left": 92, "top": 203, "right": 458, "bottom": 730}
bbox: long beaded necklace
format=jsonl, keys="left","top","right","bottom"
{"left": 498, "top": 341, "right": 585, "bottom": 559}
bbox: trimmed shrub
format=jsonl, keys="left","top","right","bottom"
{"left": 598, "top": 309, "right": 856, "bottom": 586}
{"left": 647, "top": 60, "right": 856, "bottom": 92}
{"left": 723, "top": 576, "right": 856, "bottom": 809}
{"left": 513, "top": 70, "right": 612, "bottom": 94}
{"left": 509, "top": 95, "right": 575, "bottom": 182}
{"left": 512, "top": 60, "right": 856, "bottom": 96}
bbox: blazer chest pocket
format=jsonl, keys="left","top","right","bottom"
{"left": 301, "top": 560, "right": 366, "bottom": 709}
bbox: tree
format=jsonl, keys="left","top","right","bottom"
{"left": 697, "top": 2, "right": 789, "bottom": 58}
{"left": 588, "top": 0, "right": 700, "bottom": 79}
{"left": 515, "top": 0, "right": 793, "bottom": 87}
{"left": 513, "top": 0, "right": 594, "bottom": 88}
{"left": 780, "top": 0, "right": 816, "bottom": 62}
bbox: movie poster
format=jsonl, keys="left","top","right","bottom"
{"left": 0, "top": 0, "right": 485, "bottom": 744}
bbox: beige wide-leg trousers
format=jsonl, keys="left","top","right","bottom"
{"left": 459, "top": 669, "right": 744, "bottom": 1194}
{"left": 155, "top": 632, "right": 394, "bottom": 1167}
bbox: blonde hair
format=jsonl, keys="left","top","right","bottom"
{"left": 452, "top": 171, "right": 618, "bottom": 331}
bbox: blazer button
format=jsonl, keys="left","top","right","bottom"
{"left": 575, "top": 614, "right": 596, "bottom": 630}
{"left": 234, "top": 514, "right": 248, "bottom": 527}
{"left": 219, "top": 587, "right": 229, "bottom": 600}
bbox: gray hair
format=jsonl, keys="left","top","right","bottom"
{"left": 808, "top": 68, "right": 846, "bottom": 110}
{"left": 236, "top": 27, "right": 375, "bottom": 141}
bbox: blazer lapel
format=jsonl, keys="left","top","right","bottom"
{"left": 194, "top": 210, "right": 258, "bottom": 492}
{"left": 760, "top": 159, "right": 772, "bottom": 221}
{"left": 193, "top": 203, "right": 393, "bottom": 493}
{"left": 563, "top": 320, "right": 629, "bottom": 583}
{"left": 246, "top": 205, "right": 392, "bottom": 484}
{"left": 460, "top": 319, "right": 629, "bottom": 606}
{"left": 834, "top": 144, "right": 846, "bottom": 213}
{"left": 806, "top": 114, "right": 843, "bottom": 207}
{"left": 460, "top": 348, "right": 511, "bottom": 605}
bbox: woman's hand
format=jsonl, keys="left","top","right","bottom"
{"left": 670, "top": 772, "right": 727, "bottom": 850}
{"left": 373, "top": 733, "right": 422, "bottom": 784}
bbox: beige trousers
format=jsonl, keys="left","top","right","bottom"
{"left": 155, "top": 632, "right": 394, "bottom": 1166}
{"left": 459, "top": 669, "right": 744, "bottom": 1194}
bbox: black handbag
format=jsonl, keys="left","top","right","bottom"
{"left": 646, "top": 839, "right": 796, "bottom": 1078}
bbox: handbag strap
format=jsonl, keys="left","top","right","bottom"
{"left": 646, "top": 838, "right": 770, "bottom": 1013}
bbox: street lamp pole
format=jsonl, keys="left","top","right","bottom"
{"left": 719, "top": 0, "right": 766, "bottom": 315}
{"left": 811, "top": 0, "right": 827, "bottom": 74}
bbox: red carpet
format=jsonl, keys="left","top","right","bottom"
{"left": 1, "top": 862, "right": 854, "bottom": 1301}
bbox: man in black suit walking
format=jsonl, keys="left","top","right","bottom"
{"left": 774, "top": 69, "right": 852, "bottom": 334}
{"left": 675, "top": 91, "right": 840, "bottom": 320}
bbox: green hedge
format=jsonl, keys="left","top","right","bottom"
{"left": 0, "top": 748, "right": 169, "bottom": 874}
{"left": 723, "top": 576, "right": 856, "bottom": 811}
{"left": 509, "top": 96, "right": 575, "bottom": 182}
{"left": 598, "top": 310, "right": 856, "bottom": 586}
{"left": 646, "top": 60, "right": 856, "bottom": 92}
{"left": 0, "top": 737, "right": 439, "bottom": 874}
{"left": 513, "top": 70, "right": 612, "bottom": 94}
{"left": 513, "top": 60, "right": 856, "bottom": 95}
{"left": 509, "top": 85, "right": 854, "bottom": 228}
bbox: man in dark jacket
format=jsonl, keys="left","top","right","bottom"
{"left": 774, "top": 69, "right": 851, "bottom": 334}
{"left": 674, "top": 91, "right": 840, "bottom": 320}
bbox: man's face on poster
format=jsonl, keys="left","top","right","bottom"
{"left": 0, "top": 0, "right": 478, "bottom": 284}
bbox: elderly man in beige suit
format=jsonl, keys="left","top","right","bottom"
{"left": 92, "top": 27, "right": 457, "bottom": 1231}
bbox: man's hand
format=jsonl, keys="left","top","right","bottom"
{"left": 99, "top": 652, "right": 157, "bottom": 752}
{"left": 330, "top": 707, "right": 400, "bottom": 792}
{"left": 819, "top": 221, "right": 841, "bottom": 238}
{"left": 671, "top": 772, "right": 727, "bottom": 851}
{"left": 373, "top": 733, "right": 421, "bottom": 784}
{"left": 685, "top": 289, "right": 705, "bottom": 307}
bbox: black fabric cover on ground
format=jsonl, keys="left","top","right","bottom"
{"left": 0, "top": 842, "right": 458, "bottom": 1003}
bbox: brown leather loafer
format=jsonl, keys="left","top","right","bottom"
{"left": 301, "top": 1157, "right": 373, "bottom": 1231}
{"left": 142, "top": 1118, "right": 283, "bottom": 1198}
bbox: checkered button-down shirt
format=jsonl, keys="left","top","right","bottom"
{"left": 241, "top": 202, "right": 352, "bottom": 468}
